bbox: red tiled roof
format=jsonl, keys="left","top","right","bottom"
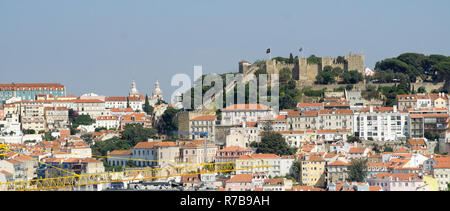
{"left": 109, "top": 150, "right": 132, "bottom": 155}
{"left": 296, "top": 103, "right": 323, "bottom": 107}
{"left": 191, "top": 115, "right": 216, "bottom": 121}
{"left": 110, "top": 108, "right": 134, "bottom": 113}
{"left": 228, "top": 174, "right": 253, "bottom": 182}
{"left": 223, "top": 104, "right": 272, "bottom": 111}
{"left": 327, "top": 160, "right": 350, "bottom": 166}
{"left": 237, "top": 154, "right": 280, "bottom": 160}
{"left": 134, "top": 142, "right": 157, "bottom": 149}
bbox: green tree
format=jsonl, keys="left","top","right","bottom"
{"left": 384, "top": 146, "right": 393, "bottom": 152}
{"left": 92, "top": 137, "right": 132, "bottom": 157}
{"left": 348, "top": 159, "right": 368, "bottom": 182}
{"left": 81, "top": 134, "right": 94, "bottom": 146}
{"left": 289, "top": 53, "right": 294, "bottom": 64}
{"left": 279, "top": 68, "right": 292, "bottom": 84}
{"left": 342, "top": 70, "right": 363, "bottom": 84}
{"left": 121, "top": 124, "right": 157, "bottom": 146}
{"left": 307, "top": 55, "right": 322, "bottom": 65}
{"left": 250, "top": 131, "right": 297, "bottom": 155}
{"left": 42, "top": 132, "right": 56, "bottom": 141}
{"left": 143, "top": 94, "right": 154, "bottom": 115}
{"left": 157, "top": 107, "right": 180, "bottom": 136}
{"left": 24, "top": 129, "right": 36, "bottom": 134}
{"left": 292, "top": 161, "right": 301, "bottom": 182}
{"left": 74, "top": 114, "right": 94, "bottom": 125}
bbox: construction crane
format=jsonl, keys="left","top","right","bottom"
{"left": 0, "top": 159, "right": 271, "bottom": 191}
{"left": 0, "top": 144, "right": 272, "bottom": 191}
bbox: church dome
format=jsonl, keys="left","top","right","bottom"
{"left": 152, "top": 80, "right": 163, "bottom": 100}
{"left": 129, "top": 81, "right": 139, "bottom": 97}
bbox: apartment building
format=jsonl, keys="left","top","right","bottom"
{"left": 44, "top": 107, "right": 69, "bottom": 131}
{"left": 221, "top": 104, "right": 274, "bottom": 126}
{"left": 235, "top": 154, "right": 283, "bottom": 178}
{"left": 353, "top": 106, "right": 409, "bottom": 141}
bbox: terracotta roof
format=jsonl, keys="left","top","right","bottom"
{"left": 228, "top": 174, "right": 253, "bottom": 182}
{"left": 81, "top": 158, "right": 102, "bottom": 163}
{"left": 290, "top": 185, "right": 324, "bottom": 191}
{"left": 327, "top": 160, "right": 350, "bottom": 166}
{"left": 369, "top": 186, "right": 381, "bottom": 191}
{"left": 296, "top": 103, "right": 323, "bottom": 108}
{"left": 223, "top": 104, "right": 272, "bottom": 111}
{"left": 191, "top": 115, "right": 216, "bottom": 121}
{"left": 0, "top": 170, "right": 12, "bottom": 175}
{"left": 44, "top": 107, "right": 68, "bottom": 111}
{"left": 110, "top": 108, "right": 134, "bottom": 113}
{"left": 134, "top": 142, "right": 157, "bottom": 149}
{"left": 155, "top": 142, "right": 177, "bottom": 147}
{"left": 109, "top": 150, "right": 132, "bottom": 156}
{"left": 105, "top": 96, "right": 127, "bottom": 101}
{"left": 237, "top": 153, "right": 280, "bottom": 160}
{"left": 407, "top": 139, "right": 426, "bottom": 146}
{"left": 434, "top": 156, "right": 450, "bottom": 169}
{"left": 349, "top": 147, "right": 367, "bottom": 154}
{"left": 302, "top": 111, "right": 319, "bottom": 117}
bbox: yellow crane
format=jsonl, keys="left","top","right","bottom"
{"left": 0, "top": 144, "right": 272, "bottom": 191}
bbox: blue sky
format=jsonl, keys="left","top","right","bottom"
{"left": 1, "top": 0, "right": 449, "bottom": 100}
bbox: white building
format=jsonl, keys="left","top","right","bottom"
{"left": 235, "top": 154, "right": 283, "bottom": 178}
{"left": 95, "top": 116, "right": 120, "bottom": 130}
{"left": 221, "top": 104, "right": 274, "bottom": 126}
{"left": 353, "top": 106, "right": 409, "bottom": 141}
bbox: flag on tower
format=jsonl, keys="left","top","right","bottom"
{"left": 266, "top": 48, "right": 271, "bottom": 54}
{"left": 299, "top": 47, "right": 303, "bottom": 52}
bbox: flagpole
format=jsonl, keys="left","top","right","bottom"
{"left": 269, "top": 47, "right": 272, "bottom": 60}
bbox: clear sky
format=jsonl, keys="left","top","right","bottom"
{"left": 1, "top": 0, "right": 449, "bottom": 101}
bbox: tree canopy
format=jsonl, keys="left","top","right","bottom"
{"left": 121, "top": 123, "right": 158, "bottom": 146}
{"left": 348, "top": 159, "right": 368, "bottom": 182}
{"left": 250, "top": 131, "right": 297, "bottom": 156}
{"left": 373, "top": 53, "right": 450, "bottom": 83}
{"left": 157, "top": 107, "right": 180, "bottom": 136}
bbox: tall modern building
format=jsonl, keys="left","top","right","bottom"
{"left": 0, "top": 83, "right": 66, "bottom": 106}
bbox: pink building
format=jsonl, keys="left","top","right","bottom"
{"left": 367, "top": 173, "right": 424, "bottom": 191}
{"left": 215, "top": 146, "right": 252, "bottom": 164}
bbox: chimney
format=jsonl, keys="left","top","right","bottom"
{"left": 393, "top": 105, "right": 397, "bottom": 113}
{"left": 370, "top": 106, "right": 373, "bottom": 113}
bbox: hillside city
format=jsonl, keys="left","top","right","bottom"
{"left": 1, "top": 52, "right": 450, "bottom": 191}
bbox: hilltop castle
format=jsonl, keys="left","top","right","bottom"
{"left": 239, "top": 53, "right": 365, "bottom": 86}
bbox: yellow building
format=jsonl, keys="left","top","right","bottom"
{"left": 421, "top": 175, "right": 439, "bottom": 191}
{"left": 300, "top": 153, "right": 326, "bottom": 188}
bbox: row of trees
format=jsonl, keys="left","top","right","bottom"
{"left": 316, "top": 66, "right": 363, "bottom": 85}
{"left": 373, "top": 53, "right": 450, "bottom": 84}
{"left": 91, "top": 123, "right": 157, "bottom": 157}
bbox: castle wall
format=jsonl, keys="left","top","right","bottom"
{"left": 240, "top": 53, "right": 365, "bottom": 87}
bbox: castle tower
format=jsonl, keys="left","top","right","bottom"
{"left": 345, "top": 53, "right": 365, "bottom": 74}
{"left": 239, "top": 60, "right": 251, "bottom": 74}
{"left": 129, "top": 80, "right": 140, "bottom": 97}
